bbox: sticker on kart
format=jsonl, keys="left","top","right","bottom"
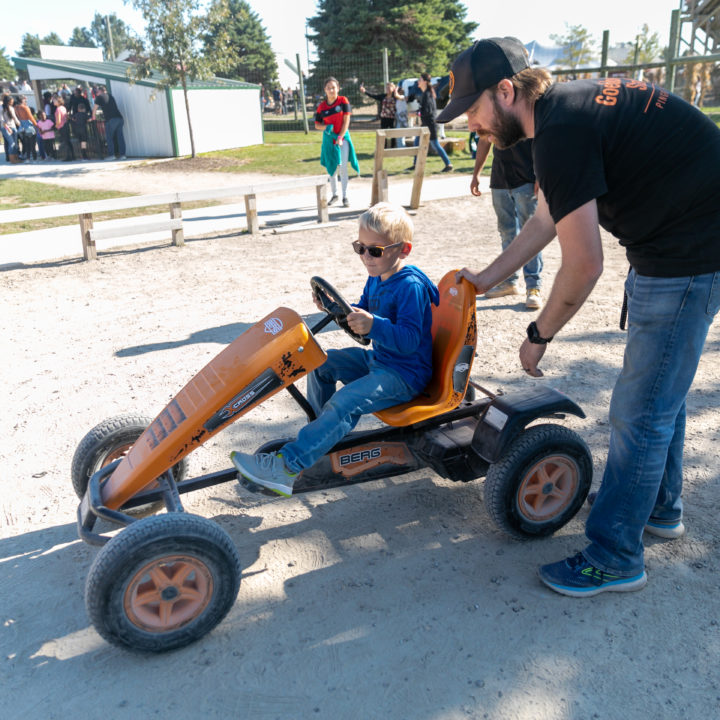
{"left": 330, "top": 442, "right": 414, "bottom": 477}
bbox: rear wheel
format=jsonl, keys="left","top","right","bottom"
{"left": 71, "top": 414, "right": 188, "bottom": 513}
{"left": 85, "top": 513, "right": 241, "bottom": 652}
{"left": 484, "top": 424, "right": 592, "bottom": 540}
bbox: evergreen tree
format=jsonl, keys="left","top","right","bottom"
{"left": 17, "top": 32, "right": 64, "bottom": 57}
{"left": 206, "top": 0, "right": 278, "bottom": 86}
{"left": 69, "top": 27, "right": 97, "bottom": 48}
{"left": 308, "top": 0, "right": 476, "bottom": 87}
{"left": 90, "top": 13, "right": 138, "bottom": 59}
{"left": 0, "top": 47, "right": 15, "bottom": 80}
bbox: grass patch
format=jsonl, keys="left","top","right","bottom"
{"left": 0, "top": 179, "right": 219, "bottom": 235}
{"left": 197, "top": 130, "right": 487, "bottom": 177}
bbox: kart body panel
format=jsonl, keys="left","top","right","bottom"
{"left": 101, "top": 307, "right": 326, "bottom": 509}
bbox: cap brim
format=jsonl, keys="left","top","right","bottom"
{"left": 436, "top": 92, "right": 481, "bottom": 124}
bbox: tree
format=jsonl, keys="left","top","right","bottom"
{"left": 550, "top": 23, "right": 596, "bottom": 70}
{"left": 129, "top": 0, "right": 234, "bottom": 157}
{"left": 623, "top": 24, "right": 663, "bottom": 66}
{"left": 69, "top": 27, "right": 97, "bottom": 48}
{"left": 307, "top": 0, "right": 476, "bottom": 96}
{"left": 17, "top": 32, "right": 65, "bottom": 57}
{"left": 90, "top": 13, "right": 138, "bottom": 59}
{"left": 0, "top": 47, "right": 15, "bottom": 80}
{"left": 205, "top": 0, "right": 278, "bottom": 86}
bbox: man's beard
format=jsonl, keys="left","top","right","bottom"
{"left": 491, "top": 95, "right": 525, "bottom": 149}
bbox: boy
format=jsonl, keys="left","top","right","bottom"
{"left": 231, "top": 202, "right": 439, "bottom": 496}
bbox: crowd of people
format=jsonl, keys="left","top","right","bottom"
{"left": 1, "top": 82, "right": 125, "bottom": 164}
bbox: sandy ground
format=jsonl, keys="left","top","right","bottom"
{"left": 1, "top": 168, "right": 719, "bottom": 719}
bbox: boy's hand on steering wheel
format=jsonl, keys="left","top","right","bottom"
{"left": 347, "top": 307, "right": 373, "bottom": 335}
{"left": 312, "top": 291, "right": 325, "bottom": 312}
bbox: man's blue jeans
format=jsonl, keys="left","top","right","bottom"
{"left": 281, "top": 347, "right": 417, "bottom": 472}
{"left": 105, "top": 117, "right": 126, "bottom": 156}
{"left": 584, "top": 269, "right": 720, "bottom": 575}
{"left": 492, "top": 184, "right": 542, "bottom": 289}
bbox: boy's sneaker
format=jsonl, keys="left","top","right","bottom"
{"left": 230, "top": 450, "right": 298, "bottom": 497}
{"left": 538, "top": 552, "right": 647, "bottom": 597}
{"left": 485, "top": 280, "right": 520, "bottom": 299}
{"left": 328, "top": 194, "right": 338, "bottom": 205}
{"left": 586, "top": 492, "right": 685, "bottom": 539}
{"left": 526, "top": 288, "right": 542, "bottom": 310}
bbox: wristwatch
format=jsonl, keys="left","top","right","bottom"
{"left": 526, "top": 321, "right": 553, "bottom": 344}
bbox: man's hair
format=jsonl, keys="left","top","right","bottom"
{"left": 359, "top": 202, "right": 413, "bottom": 246}
{"left": 498, "top": 67, "right": 553, "bottom": 104}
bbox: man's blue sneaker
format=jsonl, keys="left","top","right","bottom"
{"left": 230, "top": 450, "right": 298, "bottom": 497}
{"left": 538, "top": 552, "right": 648, "bottom": 597}
{"left": 586, "top": 492, "right": 685, "bottom": 539}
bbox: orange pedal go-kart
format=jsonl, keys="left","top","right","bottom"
{"left": 73, "top": 272, "right": 592, "bottom": 652}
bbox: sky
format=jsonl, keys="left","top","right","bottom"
{"left": 0, "top": 0, "right": 685, "bottom": 86}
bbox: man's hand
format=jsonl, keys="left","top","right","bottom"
{"left": 455, "top": 268, "right": 490, "bottom": 295}
{"left": 519, "top": 339, "right": 546, "bottom": 377}
{"left": 470, "top": 174, "right": 482, "bottom": 197}
{"left": 347, "top": 307, "right": 373, "bottom": 335}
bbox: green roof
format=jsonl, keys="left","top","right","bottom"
{"left": 11, "top": 56, "right": 259, "bottom": 90}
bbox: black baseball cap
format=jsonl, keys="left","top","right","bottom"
{"left": 436, "top": 37, "right": 529, "bottom": 123}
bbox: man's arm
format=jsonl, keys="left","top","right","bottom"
{"left": 456, "top": 189, "right": 557, "bottom": 293}
{"left": 470, "top": 138, "right": 492, "bottom": 196}
{"left": 520, "top": 199, "right": 604, "bottom": 375}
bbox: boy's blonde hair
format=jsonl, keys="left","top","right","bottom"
{"left": 358, "top": 202, "right": 413, "bottom": 246}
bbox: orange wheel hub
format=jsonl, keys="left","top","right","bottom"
{"left": 124, "top": 555, "right": 213, "bottom": 632}
{"left": 516, "top": 454, "right": 578, "bottom": 522}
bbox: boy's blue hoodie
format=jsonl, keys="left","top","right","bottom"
{"left": 356, "top": 265, "right": 440, "bottom": 392}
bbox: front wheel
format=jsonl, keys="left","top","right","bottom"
{"left": 71, "top": 414, "right": 188, "bottom": 514}
{"left": 484, "top": 424, "right": 592, "bottom": 540}
{"left": 85, "top": 513, "right": 241, "bottom": 652}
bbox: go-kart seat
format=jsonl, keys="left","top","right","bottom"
{"left": 374, "top": 270, "right": 477, "bottom": 427}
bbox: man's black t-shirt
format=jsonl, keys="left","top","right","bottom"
{"left": 490, "top": 140, "right": 535, "bottom": 190}
{"left": 94, "top": 93, "right": 123, "bottom": 121}
{"left": 533, "top": 78, "right": 720, "bottom": 277}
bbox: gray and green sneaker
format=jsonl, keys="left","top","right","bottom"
{"left": 230, "top": 450, "right": 298, "bottom": 497}
{"left": 538, "top": 552, "right": 647, "bottom": 598}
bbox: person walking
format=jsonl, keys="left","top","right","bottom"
{"left": 471, "top": 136, "right": 543, "bottom": 309}
{"left": 438, "top": 36, "right": 720, "bottom": 597}
{"left": 411, "top": 73, "right": 453, "bottom": 173}
{"left": 315, "top": 76, "right": 359, "bottom": 208}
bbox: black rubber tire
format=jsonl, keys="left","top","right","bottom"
{"left": 85, "top": 513, "right": 241, "bottom": 653}
{"left": 71, "top": 414, "right": 188, "bottom": 501}
{"left": 484, "top": 424, "right": 592, "bottom": 540}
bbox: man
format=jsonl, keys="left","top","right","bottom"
{"left": 471, "top": 136, "right": 542, "bottom": 309}
{"left": 436, "top": 37, "right": 720, "bottom": 597}
{"left": 92, "top": 85, "right": 126, "bottom": 160}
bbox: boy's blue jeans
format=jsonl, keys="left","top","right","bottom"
{"left": 491, "top": 184, "right": 542, "bottom": 289}
{"left": 584, "top": 269, "right": 720, "bottom": 576}
{"left": 281, "top": 347, "right": 417, "bottom": 473}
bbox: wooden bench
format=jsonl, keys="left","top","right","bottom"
{"left": 0, "top": 175, "right": 329, "bottom": 261}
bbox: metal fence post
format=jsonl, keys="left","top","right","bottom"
{"left": 601, "top": 30, "right": 609, "bottom": 79}
{"left": 382, "top": 48, "right": 389, "bottom": 85}
{"left": 667, "top": 9, "right": 681, "bottom": 93}
{"left": 297, "top": 53, "right": 309, "bottom": 134}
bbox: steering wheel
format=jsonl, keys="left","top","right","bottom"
{"left": 310, "top": 276, "right": 371, "bottom": 346}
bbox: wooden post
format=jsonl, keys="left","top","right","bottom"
{"left": 410, "top": 128, "right": 430, "bottom": 209}
{"left": 79, "top": 213, "right": 96, "bottom": 261}
{"left": 371, "top": 130, "right": 386, "bottom": 205}
{"left": 376, "top": 169, "right": 389, "bottom": 203}
{"left": 169, "top": 202, "right": 184, "bottom": 247}
{"left": 316, "top": 183, "right": 329, "bottom": 223}
{"left": 245, "top": 193, "right": 259, "bottom": 234}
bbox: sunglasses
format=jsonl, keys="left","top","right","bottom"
{"left": 352, "top": 240, "right": 405, "bottom": 258}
